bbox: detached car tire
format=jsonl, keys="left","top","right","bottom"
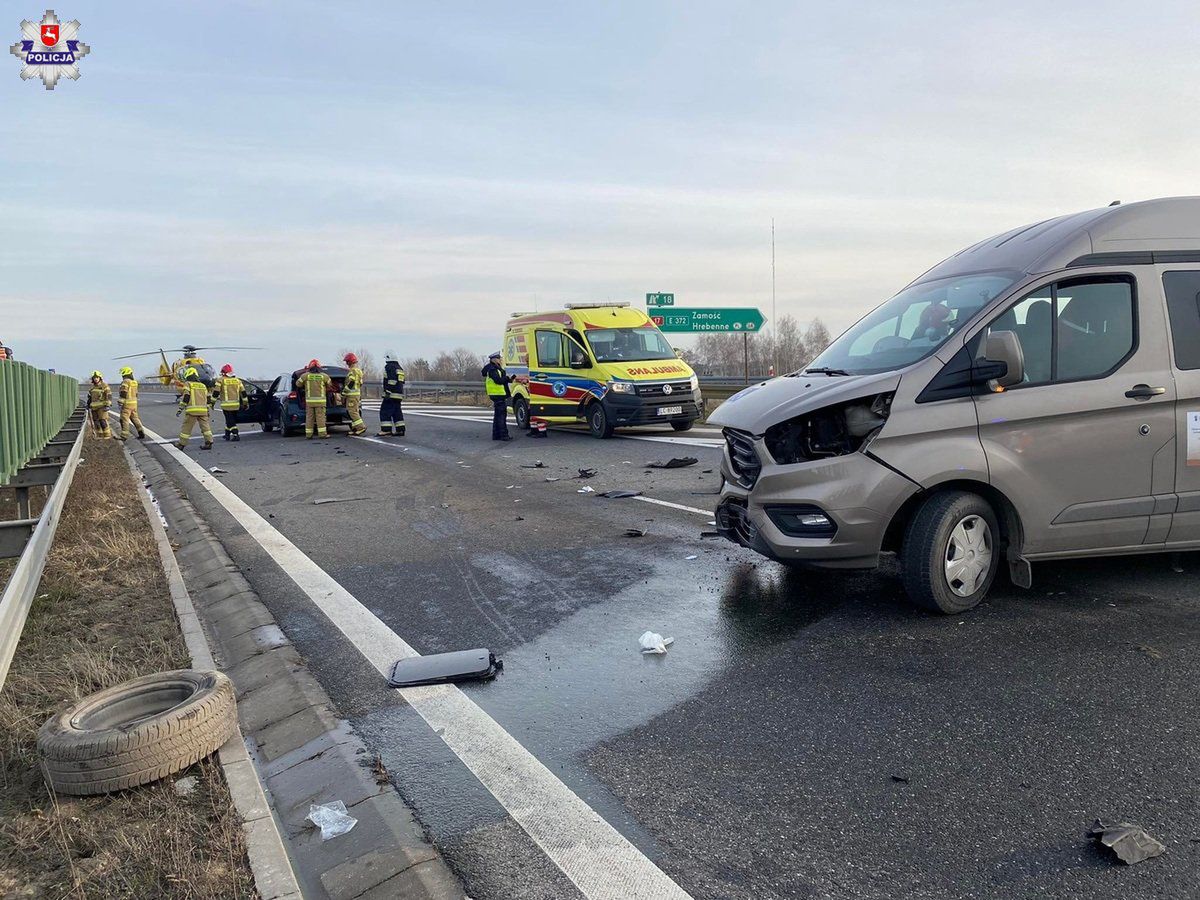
{"left": 37, "top": 670, "right": 237, "bottom": 796}
{"left": 902, "top": 491, "right": 1000, "bottom": 614}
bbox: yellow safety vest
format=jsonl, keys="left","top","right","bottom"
{"left": 181, "top": 381, "right": 211, "bottom": 416}
{"left": 88, "top": 383, "right": 111, "bottom": 409}
{"left": 484, "top": 366, "right": 508, "bottom": 397}
{"left": 119, "top": 378, "right": 138, "bottom": 407}
{"left": 299, "top": 371, "right": 331, "bottom": 405}
{"left": 344, "top": 366, "right": 363, "bottom": 397}
{"left": 216, "top": 376, "right": 244, "bottom": 411}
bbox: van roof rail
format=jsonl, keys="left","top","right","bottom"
{"left": 563, "top": 302, "right": 631, "bottom": 310}
{"left": 509, "top": 311, "right": 539, "bottom": 317}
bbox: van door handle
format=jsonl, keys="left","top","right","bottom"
{"left": 1125, "top": 384, "right": 1166, "bottom": 400}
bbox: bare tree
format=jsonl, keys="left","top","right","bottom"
{"left": 403, "top": 356, "right": 431, "bottom": 380}
{"left": 802, "top": 319, "right": 832, "bottom": 364}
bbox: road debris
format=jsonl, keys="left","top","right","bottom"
{"left": 577, "top": 486, "right": 595, "bottom": 494}
{"left": 577, "top": 467, "right": 597, "bottom": 479}
{"left": 890, "top": 775, "right": 910, "bottom": 785}
{"left": 647, "top": 457, "right": 698, "bottom": 469}
{"left": 307, "top": 801, "right": 358, "bottom": 841}
{"left": 624, "top": 528, "right": 647, "bottom": 537}
{"left": 544, "top": 476, "right": 560, "bottom": 482}
{"left": 521, "top": 461, "right": 546, "bottom": 469}
{"left": 685, "top": 554, "right": 699, "bottom": 560}
{"left": 388, "top": 649, "right": 503, "bottom": 687}
{"left": 700, "top": 531, "right": 721, "bottom": 538}
{"left": 312, "top": 497, "right": 368, "bottom": 506}
{"left": 1134, "top": 644, "right": 1163, "bottom": 658}
{"left": 599, "top": 490, "right": 642, "bottom": 499}
{"left": 1090, "top": 820, "right": 1166, "bottom": 865}
{"left": 639, "top": 631, "right": 674, "bottom": 654}
{"left": 208, "top": 466, "right": 228, "bottom": 475}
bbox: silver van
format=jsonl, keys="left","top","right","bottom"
{"left": 710, "top": 197, "right": 1200, "bottom": 613}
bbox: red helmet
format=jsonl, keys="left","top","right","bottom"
{"left": 343, "top": 352, "right": 358, "bottom": 365}
{"left": 308, "top": 358, "right": 321, "bottom": 369}
{"left": 220, "top": 364, "right": 233, "bottom": 375}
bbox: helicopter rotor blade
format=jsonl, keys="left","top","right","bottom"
{"left": 113, "top": 348, "right": 181, "bottom": 360}
{"left": 187, "top": 346, "right": 264, "bottom": 352}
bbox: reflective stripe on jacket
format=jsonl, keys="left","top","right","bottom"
{"left": 344, "top": 366, "right": 363, "bottom": 397}
{"left": 216, "top": 376, "right": 244, "bottom": 411}
{"left": 88, "top": 384, "right": 111, "bottom": 409}
{"left": 119, "top": 378, "right": 138, "bottom": 407}
{"left": 383, "top": 370, "right": 405, "bottom": 399}
{"left": 299, "top": 371, "right": 332, "bottom": 405}
{"left": 180, "top": 381, "right": 211, "bottom": 416}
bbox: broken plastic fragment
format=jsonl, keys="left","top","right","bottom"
{"left": 647, "top": 457, "right": 698, "bottom": 469}
{"left": 388, "top": 649, "right": 503, "bottom": 687}
{"left": 307, "top": 801, "right": 358, "bottom": 841}
{"left": 1090, "top": 820, "right": 1166, "bottom": 865}
{"left": 577, "top": 486, "right": 595, "bottom": 493}
{"left": 521, "top": 461, "right": 546, "bottom": 469}
{"left": 312, "top": 497, "right": 368, "bottom": 506}
{"left": 599, "top": 490, "right": 642, "bottom": 499}
{"left": 685, "top": 554, "right": 699, "bottom": 560}
{"left": 208, "top": 466, "right": 228, "bottom": 474}
{"left": 624, "top": 528, "right": 647, "bottom": 537}
{"left": 577, "top": 468, "right": 597, "bottom": 479}
{"left": 639, "top": 631, "right": 675, "bottom": 654}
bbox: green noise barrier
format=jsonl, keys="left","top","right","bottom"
{"left": 0, "top": 360, "right": 79, "bottom": 487}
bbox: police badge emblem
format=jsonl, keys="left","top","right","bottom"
{"left": 10, "top": 10, "right": 90, "bottom": 89}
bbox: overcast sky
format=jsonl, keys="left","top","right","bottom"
{"left": 4, "top": 0, "right": 1199, "bottom": 379}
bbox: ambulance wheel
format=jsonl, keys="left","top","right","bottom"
{"left": 513, "top": 397, "right": 530, "bottom": 431}
{"left": 671, "top": 420, "right": 693, "bottom": 432}
{"left": 587, "top": 402, "right": 614, "bottom": 438}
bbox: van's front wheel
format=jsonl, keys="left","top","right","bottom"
{"left": 902, "top": 491, "right": 999, "bottom": 614}
{"left": 587, "top": 402, "right": 614, "bottom": 438}
{"left": 513, "top": 396, "right": 530, "bottom": 431}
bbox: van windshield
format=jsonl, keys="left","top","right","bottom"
{"left": 805, "top": 271, "right": 1022, "bottom": 375}
{"left": 587, "top": 327, "right": 676, "bottom": 362}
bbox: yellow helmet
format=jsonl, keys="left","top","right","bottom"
{"left": 119, "top": 366, "right": 134, "bottom": 377}
{"left": 91, "top": 370, "right": 102, "bottom": 379}
{"left": 182, "top": 366, "right": 199, "bottom": 380}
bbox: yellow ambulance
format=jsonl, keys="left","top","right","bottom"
{"left": 503, "top": 302, "right": 703, "bottom": 437}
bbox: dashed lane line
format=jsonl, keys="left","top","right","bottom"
{"left": 141, "top": 427, "right": 693, "bottom": 900}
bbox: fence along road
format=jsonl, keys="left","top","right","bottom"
{"left": 0, "top": 360, "right": 86, "bottom": 690}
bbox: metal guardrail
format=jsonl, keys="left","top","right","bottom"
{"left": 0, "top": 406, "right": 87, "bottom": 691}
{"left": 1, "top": 360, "right": 79, "bottom": 486}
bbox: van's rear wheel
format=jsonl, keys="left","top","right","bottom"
{"left": 587, "top": 402, "right": 614, "bottom": 438}
{"left": 902, "top": 491, "right": 999, "bottom": 614}
{"left": 513, "top": 396, "right": 530, "bottom": 431}
{"left": 670, "top": 420, "right": 693, "bottom": 432}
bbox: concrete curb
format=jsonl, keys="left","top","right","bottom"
{"left": 126, "top": 440, "right": 465, "bottom": 900}
{"left": 125, "top": 443, "right": 304, "bottom": 900}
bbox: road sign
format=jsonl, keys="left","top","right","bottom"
{"left": 646, "top": 292, "right": 674, "bottom": 307}
{"left": 651, "top": 307, "right": 765, "bottom": 333}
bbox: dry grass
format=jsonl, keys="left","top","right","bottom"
{"left": 0, "top": 437, "right": 256, "bottom": 899}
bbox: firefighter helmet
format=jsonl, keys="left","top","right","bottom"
{"left": 343, "top": 352, "right": 358, "bottom": 365}
{"left": 119, "top": 366, "right": 134, "bottom": 377}
{"left": 220, "top": 364, "right": 234, "bottom": 375}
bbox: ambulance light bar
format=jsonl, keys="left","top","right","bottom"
{"left": 564, "top": 302, "right": 630, "bottom": 310}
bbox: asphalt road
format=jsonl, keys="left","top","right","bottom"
{"left": 133, "top": 395, "right": 1200, "bottom": 900}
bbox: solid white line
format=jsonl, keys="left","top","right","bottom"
{"left": 141, "top": 427, "right": 692, "bottom": 900}
{"left": 633, "top": 496, "right": 714, "bottom": 517}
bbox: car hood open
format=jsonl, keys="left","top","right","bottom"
{"left": 707, "top": 371, "right": 902, "bottom": 435}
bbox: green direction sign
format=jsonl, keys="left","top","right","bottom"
{"left": 651, "top": 307, "right": 765, "bottom": 333}
{"left": 646, "top": 292, "right": 675, "bottom": 307}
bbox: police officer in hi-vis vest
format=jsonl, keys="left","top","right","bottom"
{"left": 297, "top": 359, "right": 333, "bottom": 439}
{"left": 482, "top": 351, "right": 518, "bottom": 441}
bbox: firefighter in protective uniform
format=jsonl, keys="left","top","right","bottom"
{"left": 342, "top": 352, "right": 367, "bottom": 436}
{"left": 213, "top": 364, "right": 248, "bottom": 441}
{"left": 177, "top": 367, "right": 214, "bottom": 450}
{"left": 117, "top": 366, "right": 145, "bottom": 440}
{"left": 87, "top": 371, "right": 113, "bottom": 439}
{"left": 378, "top": 356, "right": 406, "bottom": 436}
{"left": 297, "top": 359, "right": 333, "bottom": 439}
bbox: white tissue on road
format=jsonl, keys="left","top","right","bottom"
{"left": 639, "top": 631, "right": 675, "bottom": 654}
{"left": 577, "top": 486, "right": 595, "bottom": 493}
{"left": 306, "top": 801, "right": 358, "bottom": 840}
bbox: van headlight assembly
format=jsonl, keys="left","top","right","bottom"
{"left": 689, "top": 374, "right": 699, "bottom": 391}
{"left": 764, "top": 393, "right": 893, "bottom": 465}
{"left": 609, "top": 381, "right": 635, "bottom": 394}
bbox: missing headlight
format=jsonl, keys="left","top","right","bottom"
{"left": 764, "top": 393, "right": 893, "bottom": 465}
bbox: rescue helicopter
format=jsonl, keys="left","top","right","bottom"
{"left": 113, "top": 345, "right": 262, "bottom": 388}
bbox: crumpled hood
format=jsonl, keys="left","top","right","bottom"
{"left": 707, "top": 371, "right": 902, "bottom": 435}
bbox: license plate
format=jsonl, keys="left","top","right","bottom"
{"left": 657, "top": 406, "right": 683, "bottom": 416}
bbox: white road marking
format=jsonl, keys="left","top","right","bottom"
{"left": 140, "top": 427, "right": 692, "bottom": 900}
{"left": 633, "top": 496, "right": 714, "bottom": 517}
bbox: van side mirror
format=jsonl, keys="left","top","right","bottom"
{"left": 980, "top": 331, "right": 1025, "bottom": 389}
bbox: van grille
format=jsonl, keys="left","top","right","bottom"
{"left": 723, "top": 428, "right": 761, "bottom": 488}
{"left": 637, "top": 380, "right": 692, "bottom": 398}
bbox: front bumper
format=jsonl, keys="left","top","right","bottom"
{"left": 716, "top": 434, "right": 918, "bottom": 569}
{"left": 603, "top": 390, "right": 702, "bottom": 426}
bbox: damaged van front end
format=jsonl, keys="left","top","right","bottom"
{"left": 710, "top": 372, "right": 920, "bottom": 569}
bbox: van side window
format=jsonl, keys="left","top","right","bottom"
{"left": 984, "top": 276, "right": 1135, "bottom": 386}
{"left": 535, "top": 330, "right": 567, "bottom": 368}
{"left": 1162, "top": 271, "right": 1200, "bottom": 370}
